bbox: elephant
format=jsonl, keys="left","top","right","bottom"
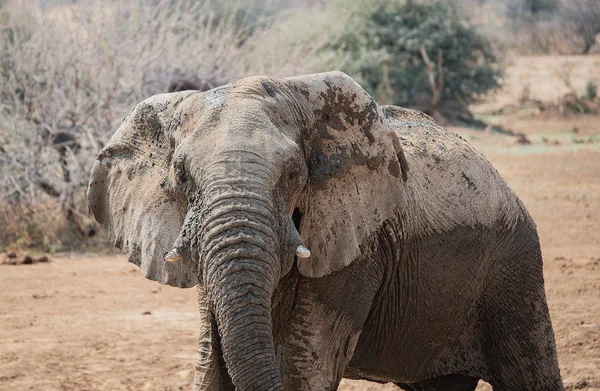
{"left": 87, "top": 71, "right": 564, "bottom": 391}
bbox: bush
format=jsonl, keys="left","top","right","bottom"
{"left": 489, "top": 0, "right": 599, "bottom": 54}
{"left": 332, "top": 0, "right": 503, "bottom": 113}
{"left": 558, "top": 0, "right": 600, "bottom": 54}
{"left": 506, "top": 0, "right": 558, "bottom": 19}
{"left": 453, "top": 0, "right": 600, "bottom": 55}
{"left": 584, "top": 80, "right": 597, "bottom": 102}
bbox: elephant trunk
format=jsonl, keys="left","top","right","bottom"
{"left": 200, "top": 169, "right": 283, "bottom": 391}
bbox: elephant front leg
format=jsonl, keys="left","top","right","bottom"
{"left": 193, "top": 285, "right": 234, "bottom": 391}
{"left": 276, "top": 286, "right": 364, "bottom": 391}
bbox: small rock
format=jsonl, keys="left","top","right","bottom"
{"left": 0, "top": 252, "right": 52, "bottom": 265}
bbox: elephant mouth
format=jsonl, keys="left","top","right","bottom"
{"left": 292, "top": 207, "right": 302, "bottom": 235}
{"left": 291, "top": 208, "right": 311, "bottom": 260}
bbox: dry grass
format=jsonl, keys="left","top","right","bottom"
{"left": 0, "top": 201, "right": 65, "bottom": 251}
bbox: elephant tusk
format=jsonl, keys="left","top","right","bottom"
{"left": 164, "top": 249, "right": 183, "bottom": 262}
{"left": 296, "top": 245, "right": 311, "bottom": 259}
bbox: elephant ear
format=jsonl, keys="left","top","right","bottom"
{"left": 289, "top": 72, "right": 409, "bottom": 278}
{"left": 87, "top": 91, "right": 199, "bottom": 288}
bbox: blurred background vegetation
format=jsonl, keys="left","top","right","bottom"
{"left": 1, "top": 0, "right": 599, "bottom": 251}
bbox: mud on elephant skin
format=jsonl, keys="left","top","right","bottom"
{"left": 87, "top": 72, "right": 564, "bottom": 391}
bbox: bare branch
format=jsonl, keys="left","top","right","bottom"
{"left": 437, "top": 49, "right": 444, "bottom": 100}
{"left": 419, "top": 45, "right": 444, "bottom": 110}
{"left": 7, "top": 175, "right": 25, "bottom": 198}
{"left": 32, "top": 177, "right": 61, "bottom": 198}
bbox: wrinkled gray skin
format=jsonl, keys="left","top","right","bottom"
{"left": 87, "top": 72, "right": 564, "bottom": 391}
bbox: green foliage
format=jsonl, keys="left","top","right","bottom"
{"left": 519, "top": 82, "right": 532, "bottom": 103}
{"left": 584, "top": 80, "right": 597, "bottom": 101}
{"left": 332, "top": 0, "right": 503, "bottom": 108}
{"left": 42, "top": 235, "right": 57, "bottom": 254}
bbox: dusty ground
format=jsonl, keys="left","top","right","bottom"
{"left": 1, "top": 56, "right": 599, "bottom": 390}
{"left": 473, "top": 54, "right": 600, "bottom": 113}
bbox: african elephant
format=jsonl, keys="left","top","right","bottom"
{"left": 87, "top": 72, "right": 564, "bottom": 391}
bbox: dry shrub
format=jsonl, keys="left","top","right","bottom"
{"left": 457, "top": 0, "right": 600, "bottom": 55}
{"left": 0, "top": 0, "right": 339, "bottom": 249}
{"left": 558, "top": 0, "right": 600, "bottom": 54}
{"left": 0, "top": 198, "right": 66, "bottom": 252}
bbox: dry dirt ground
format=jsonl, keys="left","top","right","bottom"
{"left": 1, "top": 56, "right": 599, "bottom": 391}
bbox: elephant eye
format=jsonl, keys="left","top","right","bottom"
{"left": 286, "top": 158, "right": 307, "bottom": 184}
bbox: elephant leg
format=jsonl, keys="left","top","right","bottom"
{"left": 479, "top": 250, "right": 564, "bottom": 391}
{"left": 193, "top": 285, "right": 234, "bottom": 391}
{"left": 276, "top": 263, "right": 382, "bottom": 391}
{"left": 395, "top": 374, "right": 479, "bottom": 391}
{"left": 277, "top": 293, "right": 364, "bottom": 391}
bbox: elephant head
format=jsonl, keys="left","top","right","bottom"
{"left": 87, "top": 72, "right": 408, "bottom": 390}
